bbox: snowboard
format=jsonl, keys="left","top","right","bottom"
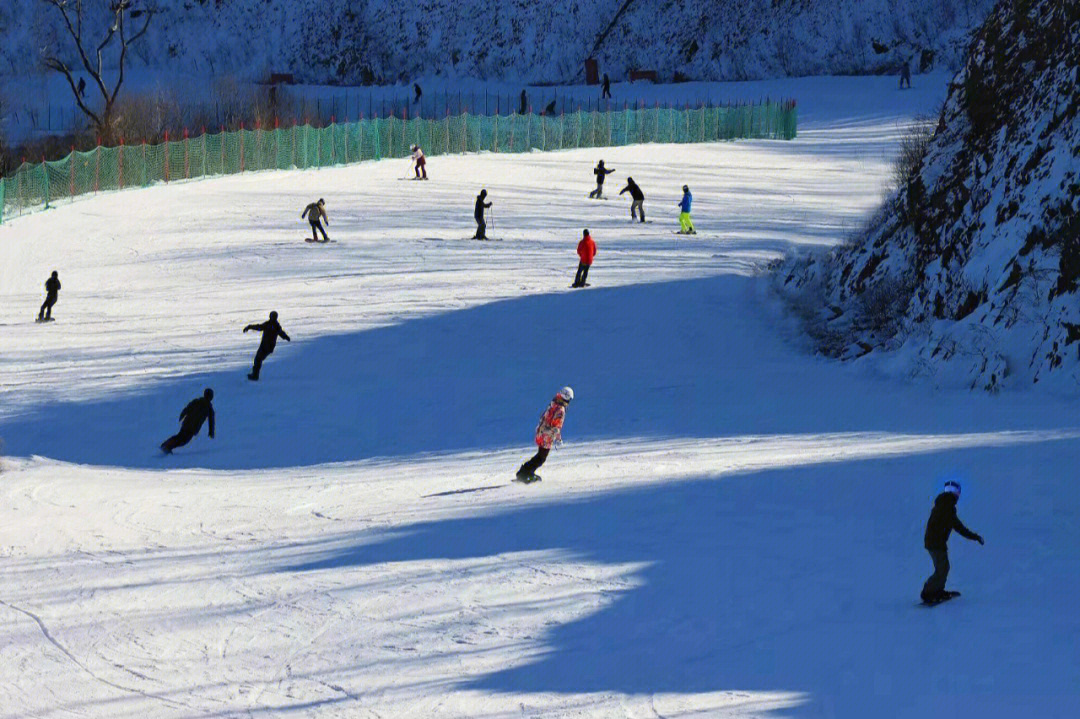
{"left": 398, "top": 177, "right": 430, "bottom": 181}
{"left": 920, "top": 590, "right": 961, "bottom": 607}
{"left": 672, "top": 231, "right": 698, "bottom": 235}
{"left": 514, "top": 474, "right": 542, "bottom": 484}
{"left": 570, "top": 283, "right": 592, "bottom": 288}
{"left": 35, "top": 317, "right": 55, "bottom": 323}
{"left": 304, "top": 238, "right": 335, "bottom": 243}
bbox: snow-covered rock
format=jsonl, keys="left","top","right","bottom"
{"left": 778, "top": 0, "right": 1080, "bottom": 392}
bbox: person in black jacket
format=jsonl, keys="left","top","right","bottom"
{"left": 473, "top": 190, "right": 492, "bottom": 239}
{"left": 244, "top": 311, "right": 291, "bottom": 381}
{"left": 161, "top": 388, "right": 215, "bottom": 454}
{"left": 921, "top": 480, "right": 983, "bottom": 603}
{"left": 619, "top": 177, "right": 645, "bottom": 222}
{"left": 602, "top": 73, "right": 611, "bottom": 100}
{"left": 589, "top": 160, "right": 615, "bottom": 199}
{"left": 37, "top": 271, "right": 61, "bottom": 322}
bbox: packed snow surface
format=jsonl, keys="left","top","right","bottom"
{"left": 2, "top": 75, "right": 1079, "bottom": 718}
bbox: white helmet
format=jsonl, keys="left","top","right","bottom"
{"left": 557, "top": 386, "right": 574, "bottom": 402}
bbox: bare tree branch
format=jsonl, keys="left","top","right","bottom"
{"left": 43, "top": 55, "right": 103, "bottom": 126}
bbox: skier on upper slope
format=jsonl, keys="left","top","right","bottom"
{"left": 302, "top": 199, "right": 329, "bottom": 243}
{"left": 37, "top": 271, "right": 61, "bottom": 322}
{"left": 619, "top": 177, "right": 645, "bottom": 222}
{"left": 411, "top": 145, "right": 428, "bottom": 180}
{"left": 921, "top": 479, "right": 984, "bottom": 604}
{"left": 516, "top": 387, "right": 574, "bottom": 483}
{"left": 244, "top": 311, "right": 291, "bottom": 381}
{"left": 161, "top": 388, "right": 215, "bottom": 454}
{"left": 589, "top": 160, "right": 615, "bottom": 199}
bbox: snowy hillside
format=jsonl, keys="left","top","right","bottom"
{"left": 779, "top": 0, "right": 1080, "bottom": 392}
{"left": 0, "top": 0, "right": 993, "bottom": 84}
{"left": 3, "top": 74, "right": 1080, "bottom": 718}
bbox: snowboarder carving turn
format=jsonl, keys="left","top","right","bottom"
{"left": 244, "top": 311, "right": 291, "bottom": 381}
{"left": 37, "top": 271, "right": 61, "bottom": 322}
{"left": 516, "top": 387, "right": 573, "bottom": 483}
{"left": 677, "top": 185, "right": 696, "bottom": 234}
{"left": 473, "top": 189, "right": 492, "bottom": 239}
{"left": 573, "top": 229, "right": 596, "bottom": 288}
{"left": 161, "top": 388, "right": 215, "bottom": 454}
{"left": 411, "top": 145, "right": 428, "bottom": 180}
{"left": 921, "top": 479, "right": 983, "bottom": 605}
{"left": 302, "top": 199, "right": 329, "bottom": 243}
{"left": 619, "top": 177, "right": 645, "bottom": 222}
{"left": 589, "top": 160, "right": 615, "bottom": 199}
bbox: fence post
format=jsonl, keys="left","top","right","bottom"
{"left": 184, "top": 129, "right": 191, "bottom": 179}
{"left": 142, "top": 140, "right": 148, "bottom": 186}
{"left": 202, "top": 128, "right": 208, "bottom": 177}
{"left": 119, "top": 138, "right": 125, "bottom": 189}
{"left": 69, "top": 146, "right": 75, "bottom": 196}
{"left": 240, "top": 123, "right": 246, "bottom": 172}
{"left": 164, "top": 131, "right": 170, "bottom": 182}
{"left": 331, "top": 116, "right": 337, "bottom": 165}
{"left": 41, "top": 158, "right": 50, "bottom": 209}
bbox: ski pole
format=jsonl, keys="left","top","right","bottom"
{"left": 489, "top": 207, "right": 496, "bottom": 237}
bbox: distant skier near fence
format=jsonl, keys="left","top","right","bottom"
{"left": 619, "top": 177, "right": 645, "bottom": 222}
{"left": 410, "top": 145, "right": 428, "bottom": 180}
{"left": 160, "top": 388, "right": 215, "bottom": 454}
{"left": 900, "top": 60, "right": 912, "bottom": 89}
{"left": 519, "top": 89, "right": 528, "bottom": 115}
{"left": 302, "top": 199, "right": 329, "bottom": 243}
{"left": 244, "top": 311, "right": 291, "bottom": 381}
{"left": 473, "top": 189, "right": 492, "bottom": 239}
{"left": 677, "top": 185, "right": 696, "bottom": 234}
{"left": 921, "top": 479, "right": 983, "bottom": 605}
{"left": 515, "top": 386, "right": 574, "bottom": 483}
{"left": 37, "top": 271, "right": 61, "bottom": 322}
{"left": 413, "top": 83, "right": 422, "bottom": 104}
{"left": 573, "top": 229, "right": 596, "bottom": 288}
{"left": 602, "top": 73, "right": 612, "bottom": 100}
{"left": 589, "top": 160, "right": 615, "bottom": 199}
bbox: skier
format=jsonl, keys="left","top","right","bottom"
{"left": 301, "top": 198, "right": 329, "bottom": 243}
{"left": 473, "top": 189, "right": 492, "bottom": 239}
{"left": 37, "top": 271, "right": 61, "bottom": 322}
{"left": 900, "top": 59, "right": 912, "bottom": 89}
{"left": 519, "top": 89, "right": 528, "bottom": 115}
{"left": 413, "top": 83, "right": 422, "bottom": 104}
{"left": 602, "top": 73, "right": 611, "bottom": 100}
{"left": 618, "top": 177, "right": 645, "bottom": 222}
{"left": 411, "top": 145, "right": 428, "bottom": 180}
{"left": 516, "top": 386, "right": 574, "bottom": 483}
{"left": 243, "top": 311, "right": 291, "bottom": 381}
{"left": 921, "top": 479, "right": 984, "bottom": 604}
{"left": 160, "top": 388, "right": 215, "bottom": 454}
{"left": 541, "top": 99, "right": 557, "bottom": 116}
{"left": 677, "top": 185, "right": 696, "bottom": 234}
{"left": 573, "top": 229, "right": 596, "bottom": 288}
{"left": 589, "top": 160, "right": 615, "bottom": 199}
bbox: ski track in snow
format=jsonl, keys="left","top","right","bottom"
{"left": 2, "top": 74, "right": 1080, "bottom": 718}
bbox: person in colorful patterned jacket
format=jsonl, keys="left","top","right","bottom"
{"left": 516, "top": 386, "right": 574, "bottom": 482}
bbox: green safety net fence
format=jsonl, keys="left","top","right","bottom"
{"left": 0, "top": 101, "right": 796, "bottom": 224}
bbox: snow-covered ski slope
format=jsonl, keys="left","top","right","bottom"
{"left": 2, "top": 75, "right": 1079, "bottom": 718}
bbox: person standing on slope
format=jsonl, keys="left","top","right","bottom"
{"left": 573, "top": 229, "right": 597, "bottom": 288}
{"left": 473, "top": 189, "right": 492, "bottom": 239}
{"left": 413, "top": 83, "right": 423, "bottom": 104}
{"left": 244, "top": 311, "right": 291, "bottom": 381}
{"left": 161, "top": 388, "right": 215, "bottom": 454}
{"left": 37, "top": 271, "right": 61, "bottom": 322}
{"left": 589, "top": 160, "right": 615, "bottom": 199}
{"left": 900, "top": 59, "right": 912, "bottom": 89}
{"left": 602, "top": 73, "right": 612, "bottom": 100}
{"left": 516, "top": 387, "right": 574, "bottom": 482}
{"left": 677, "top": 185, "right": 696, "bottom": 234}
{"left": 619, "top": 177, "right": 645, "bottom": 223}
{"left": 411, "top": 145, "right": 428, "bottom": 180}
{"left": 302, "top": 198, "right": 330, "bottom": 243}
{"left": 921, "top": 479, "right": 984, "bottom": 604}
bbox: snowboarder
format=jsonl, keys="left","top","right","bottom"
{"left": 160, "top": 388, "right": 215, "bottom": 454}
{"left": 619, "top": 177, "right": 645, "bottom": 222}
{"left": 413, "top": 83, "right": 422, "bottom": 104}
{"left": 573, "top": 229, "right": 596, "bottom": 288}
{"left": 473, "top": 189, "right": 492, "bottom": 239}
{"left": 243, "top": 311, "right": 291, "bottom": 381}
{"left": 900, "top": 60, "right": 912, "bottom": 89}
{"left": 411, "top": 145, "right": 428, "bottom": 180}
{"left": 541, "top": 99, "right": 557, "bottom": 116}
{"left": 921, "top": 479, "right": 984, "bottom": 604}
{"left": 37, "top": 271, "right": 61, "bottom": 322}
{"left": 677, "top": 185, "right": 696, "bottom": 234}
{"left": 76, "top": 77, "right": 86, "bottom": 98}
{"left": 589, "top": 160, "right": 615, "bottom": 199}
{"left": 602, "top": 73, "right": 611, "bottom": 100}
{"left": 302, "top": 198, "right": 329, "bottom": 243}
{"left": 519, "top": 89, "right": 528, "bottom": 115}
{"left": 516, "top": 386, "right": 574, "bottom": 482}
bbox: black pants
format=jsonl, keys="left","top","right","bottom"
{"left": 602, "top": 87, "right": 611, "bottom": 99}
{"left": 474, "top": 218, "right": 486, "bottom": 239}
{"left": 518, "top": 447, "right": 550, "bottom": 476}
{"left": 39, "top": 294, "right": 57, "bottom": 319}
{"left": 415, "top": 163, "right": 427, "bottom": 179}
{"left": 573, "top": 262, "right": 591, "bottom": 287}
{"left": 162, "top": 421, "right": 201, "bottom": 452}
{"left": 630, "top": 199, "right": 644, "bottom": 222}
{"left": 310, "top": 220, "right": 328, "bottom": 242}
{"left": 251, "top": 346, "right": 273, "bottom": 379}
{"left": 900, "top": 74, "right": 911, "bottom": 89}
{"left": 922, "top": 548, "right": 950, "bottom": 599}
{"left": 589, "top": 182, "right": 604, "bottom": 199}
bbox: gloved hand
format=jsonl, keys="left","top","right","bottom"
{"left": 975, "top": 534, "right": 984, "bottom": 545}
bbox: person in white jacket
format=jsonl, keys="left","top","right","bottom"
{"left": 411, "top": 145, "right": 428, "bottom": 180}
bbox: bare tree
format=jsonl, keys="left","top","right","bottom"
{"left": 41, "top": 0, "right": 154, "bottom": 143}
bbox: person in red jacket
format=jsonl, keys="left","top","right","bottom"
{"left": 516, "top": 386, "right": 574, "bottom": 482}
{"left": 573, "top": 229, "right": 596, "bottom": 288}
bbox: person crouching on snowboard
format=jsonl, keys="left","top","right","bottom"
{"left": 244, "top": 311, "right": 291, "bottom": 381}
{"left": 411, "top": 145, "right": 427, "bottom": 180}
{"left": 573, "top": 229, "right": 596, "bottom": 288}
{"left": 161, "top": 388, "right": 215, "bottom": 454}
{"left": 921, "top": 479, "right": 983, "bottom": 603}
{"left": 302, "top": 198, "right": 329, "bottom": 242}
{"left": 517, "top": 387, "right": 574, "bottom": 481}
